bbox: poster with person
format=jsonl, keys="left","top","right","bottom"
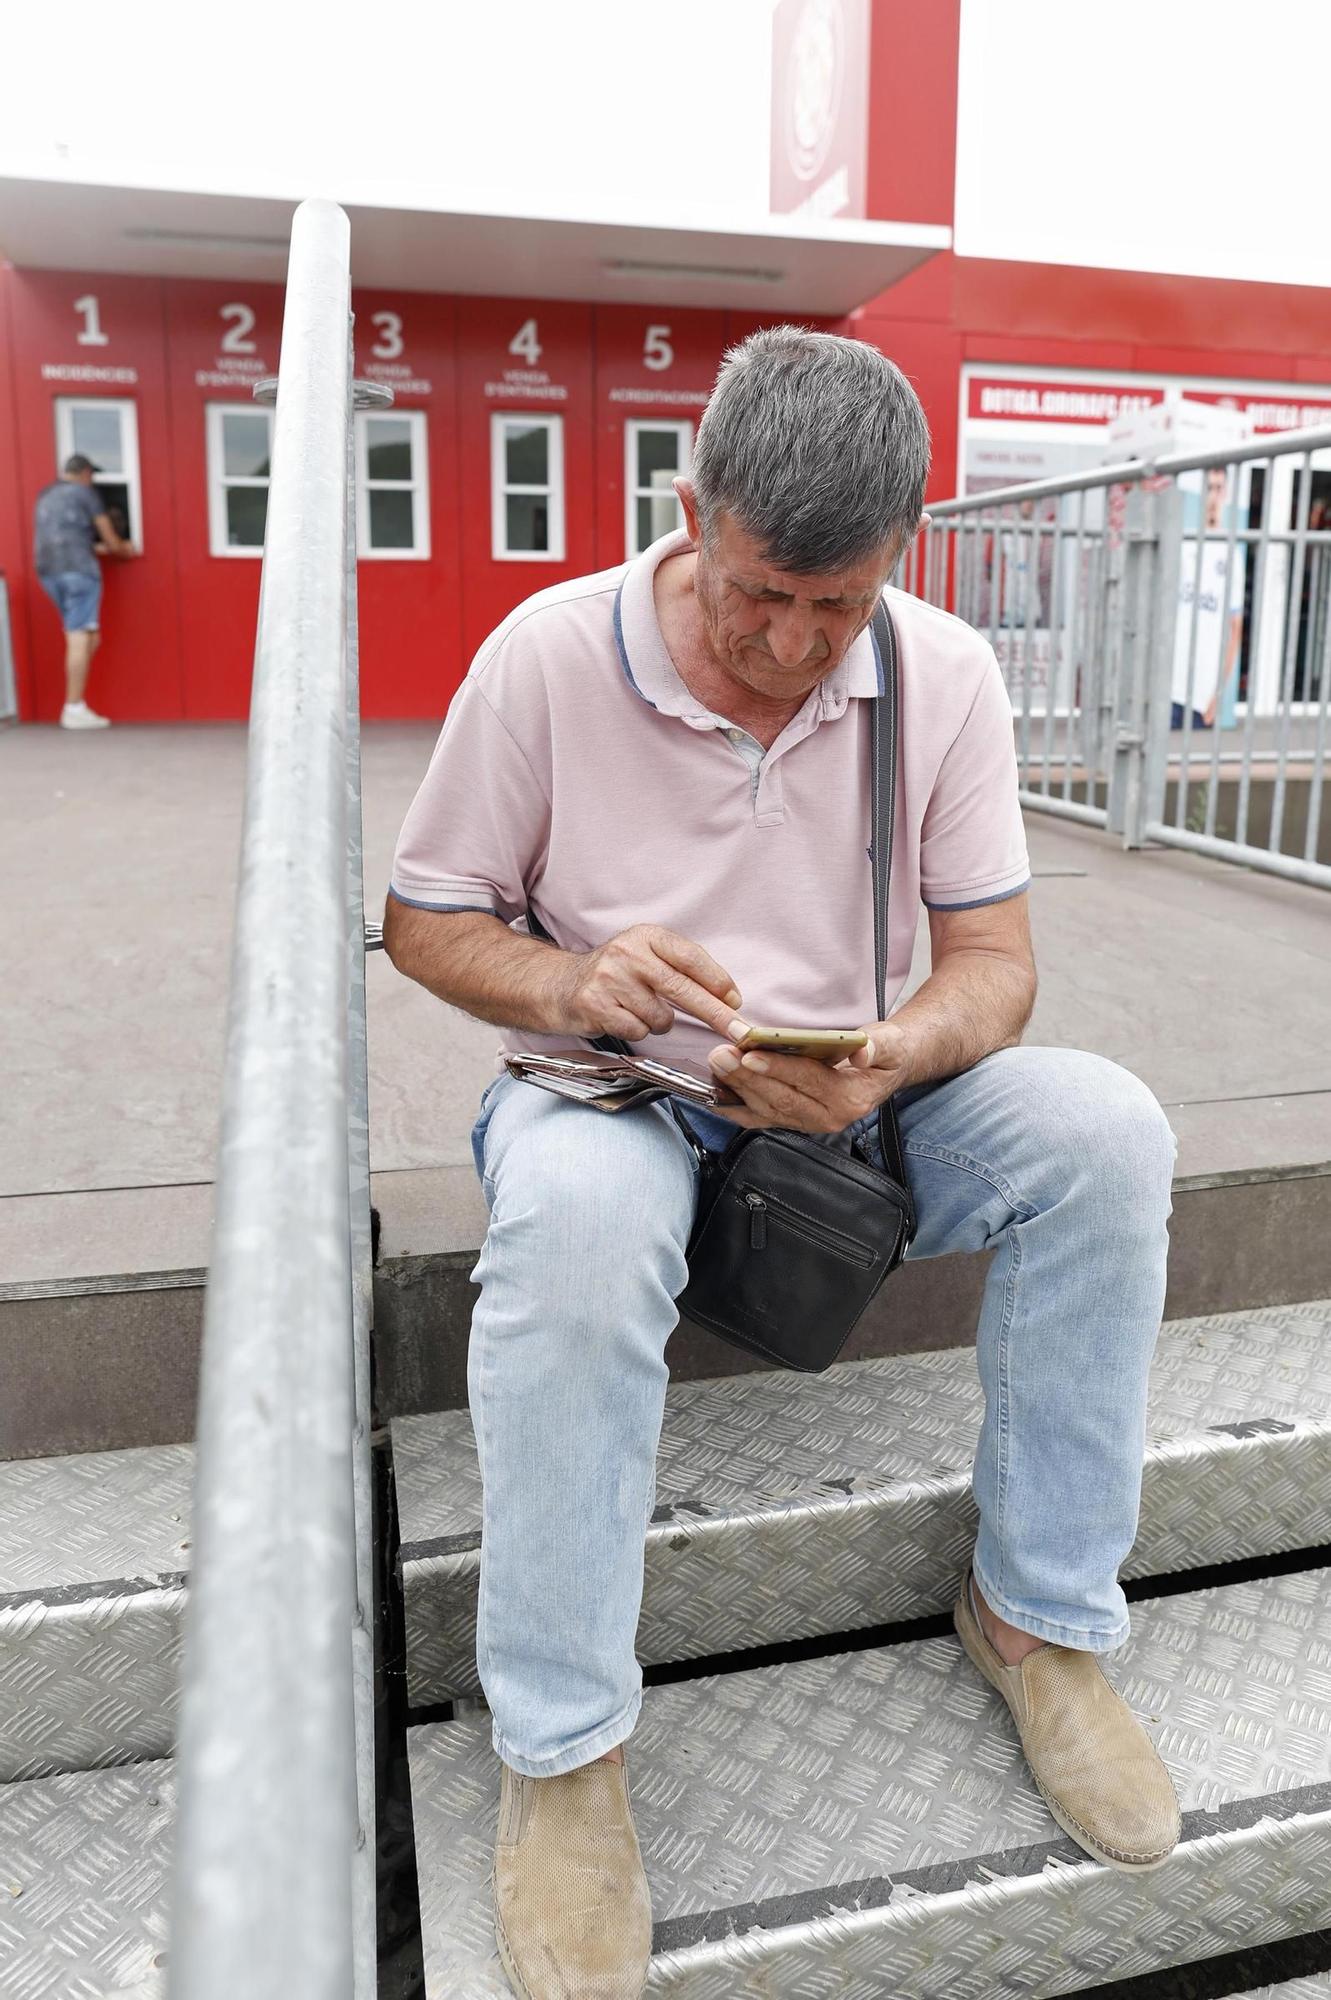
{"left": 961, "top": 382, "right": 1149, "bottom": 716}
{"left": 1106, "top": 396, "right": 1250, "bottom": 731}
{"left": 1173, "top": 460, "right": 1247, "bottom": 728}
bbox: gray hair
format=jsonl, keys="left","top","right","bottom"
{"left": 690, "top": 326, "right": 930, "bottom": 574}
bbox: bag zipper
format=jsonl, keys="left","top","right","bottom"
{"left": 737, "top": 1186, "right": 876, "bottom": 1267}
{"left": 743, "top": 1192, "right": 767, "bottom": 1249}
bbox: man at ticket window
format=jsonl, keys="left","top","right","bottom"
{"left": 31, "top": 452, "right": 136, "bottom": 728}
{"left": 386, "top": 329, "right": 1181, "bottom": 2000}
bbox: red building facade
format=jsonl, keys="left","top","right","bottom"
{"left": 3, "top": 0, "right": 1329, "bottom": 724}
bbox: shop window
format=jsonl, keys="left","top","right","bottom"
{"left": 356, "top": 410, "right": 430, "bottom": 560}
{"left": 491, "top": 414, "right": 564, "bottom": 562}
{"left": 206, "top": 404, "right": 274, "bottom": 557}
{"left": 54, "top": 398, "right": 143, "bottom": 548}
{"left": 625, "top": 420, "right": 691, "bottom": 557}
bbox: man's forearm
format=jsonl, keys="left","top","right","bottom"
{"left": 383, "top": 901, "right": 745, "bottom": 1046}
{"left": 889, "top": 950, "right": 1036, "bottom": 1091}
{"left": 383, "top": 904, "right": 574, "bottom": 1032}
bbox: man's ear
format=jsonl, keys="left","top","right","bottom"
{"left": 675, "top": 478, "right": 703, "bottom": 546}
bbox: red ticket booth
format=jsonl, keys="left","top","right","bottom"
{"left": 5, "top": 270, "right": 181, "bottom": 721}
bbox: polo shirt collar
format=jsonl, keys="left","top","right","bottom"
{"left": 614, "top": 529, "right": 883, "bottom": 731}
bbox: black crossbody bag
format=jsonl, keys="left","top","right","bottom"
{"left": 669, "top": 600, "right": 916, "bottom": 1371}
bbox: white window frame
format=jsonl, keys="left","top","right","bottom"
{"left": 54, "top": 397, "right": 143, "bottom": 550}
{"left": 355, "top": 408, "right": 430, "bottom": 560}
{"left": 206, "top": 402, "right": 275, "bottom": 559}
{"left": 491, "top": 412, "right": 565, "bottom": 562}
{"left": 624, "top": 419, "right": 692, "bottom": 558}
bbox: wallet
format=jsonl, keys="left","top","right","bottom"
{"left": 503, "top": 1047, "right": 728, "bottom": 1114}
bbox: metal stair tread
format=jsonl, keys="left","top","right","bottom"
{"left": 0, "top": 1440, "right": 193, "bottom": 1601}
{"left": 394, "top": 1300, "right": 1331, "bottom": 1540}
{"left": 0, "top": 1756, "right": 173, "bottom": 1999}
{"left": 408, "top": 1567, "right": 1331, "bottom": 1999}
{"left": 0, "top": 1442, "right": 193, "bottom": 1782}
{"left": 394, "top": 1299, "right": 1331, "bottom": 1703}
{"left": 1230, "top": 1977, "right": 1331, "bottom": 1998}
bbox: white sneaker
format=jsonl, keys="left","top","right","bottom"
{"left": 60, "top": 702, "right": 111, "bottom": 730}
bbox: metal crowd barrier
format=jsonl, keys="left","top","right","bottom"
{"left": 168, "top": 199, "right": 378, "bottom": 1999}
{"left": 903, "top": 425, "right": 1331, "bottom": 890}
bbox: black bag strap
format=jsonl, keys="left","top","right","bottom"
{"left": 869, "top": 599, "right": 911, "bottom": 1196}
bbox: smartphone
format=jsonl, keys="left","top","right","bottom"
{"left": 735, "top": 1025, "right": 868, "bottom": 1062}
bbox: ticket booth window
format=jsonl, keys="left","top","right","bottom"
{"left": 54, "top": 398, "right": 142, "bottom": 548}
{"left": 491, "top": 414, "right": 565, "bottom": 561}
{"left": 356, "top": 411, "right": 430, "bottom": 559}
{"left": 206, "top": 405, "right": 275, "bottom": 557}
{"left": 625, "top": 420, "right": 691, "bottom": 557}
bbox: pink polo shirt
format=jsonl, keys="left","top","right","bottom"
{"left": 391, "top": 530, "right": 1029, "bottom": 1073}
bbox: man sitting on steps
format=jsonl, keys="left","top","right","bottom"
{"left": 385, "top": 328, "right": 1181, "bottom": 2000}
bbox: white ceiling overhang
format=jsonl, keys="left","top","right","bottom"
{"left": 0, "top": 177, "right": 949, "bottom": 315}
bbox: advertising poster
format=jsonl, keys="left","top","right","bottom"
{"left": 961, "top": 377, "right": 1164, "bottom": 713}
{"left": 961, "top": 368, "right": 1331, "bottom": 720}
{"left": 1106, "top": 398, "right": 1250, "bottom": 731}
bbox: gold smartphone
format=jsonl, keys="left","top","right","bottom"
{"left": 735, "top": 1025, "right": 868, "bottom": 1062}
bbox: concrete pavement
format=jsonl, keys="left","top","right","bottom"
{"left": 2, "top": 720, "right": 1329, "bottom": 1288}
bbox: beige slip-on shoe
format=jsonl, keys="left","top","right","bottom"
{"left": 494, "top": 1754, "right": 652, "bottom": 1999}
{"left": 954, "top": 1572, "right": 1181, "bottom": 1871}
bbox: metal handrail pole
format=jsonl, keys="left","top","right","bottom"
{"left": 1269, "top": 452, "right": 1315, "bottom": 852}
{"left": 1137, "top": 482, "right": 1185, "bottom": 846}
{"left": 926, "top": 421, "right": 1331, "bottom": 518}
{"left": 1107, "top": 487, "right": 1146, "bottom": 838}
{"left": 346, "top": 355, "right": 389, "bottom": 2000}
{"left": 1142, "top": 819, "right": 1331, "bottom": 888}
{"left": 169, "top": 199, "right": 358, "bottom": 2000}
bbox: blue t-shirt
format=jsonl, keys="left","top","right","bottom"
{"left": 33, "top": 480, "right": 103, "bottom": 579}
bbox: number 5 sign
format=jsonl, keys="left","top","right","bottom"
{"left": 642, "top": 325, "right": 673, "bottom": 372}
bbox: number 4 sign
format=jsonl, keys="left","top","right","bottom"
{"left": 508, "top": 318, "right": 542, "bottom": 367}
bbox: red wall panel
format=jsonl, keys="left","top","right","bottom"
{"left": 454, "top": 298, "right": 595, "bottom": 669}
{"left": 853, "top": 314, "right": 965, "bottom": 507}
{"left": 1129, "top": 344, "right": 1323, "bottom": 385}
{"left": 592, "top": 305, "right": 727, "bottom": 570}
{"left": 865, "top": 0, "right": 961, "bottom": 227}
{"left": 6, "top": 270, "right": 179, "bottom": 721}
{"left": 351, "top": 289, "right": 463, "bottom": 719}
{"left": 952, "top": 258, "right": 1331, "bottom": 367}
{"left": 960, "top": 330, "right": 1138, "bottom": 372}
{"left": 858, "top": 252, "right": 955, "bottom": 327}
{"left": 162, "top": 277, "right": 284, "bottom": 719}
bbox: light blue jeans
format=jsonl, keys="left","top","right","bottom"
{"left": 468, "top": 1046, "right": 1176, "bottom": 1777}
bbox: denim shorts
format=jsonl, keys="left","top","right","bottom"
{"left": 39, "top": 569, "right": 103, "bottom": 633}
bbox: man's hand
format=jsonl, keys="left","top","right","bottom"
{"left": 92, "top": 514, "right": 134, "bottom": 558}
{"left": 706, "top": 1021, "right": 913, "bottom": 1133}
{"left": 550, "top": 924, "right": 744, "bottom": 1043}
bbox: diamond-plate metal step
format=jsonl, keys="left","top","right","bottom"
{"left": 0, "top": 1757, "right": 173, "bottom": 1999}
{"left": 0, "top": 1441, "right": 192, "bottom": 1780}
{"left": 1231, "top": 1977, "right": 1331, "bottom": 1998}
{"left": 409, "top": 1566, "right": 1331, "bottom": 2000}
{"left": 394, "top": 1299, "right": 1331, "bottom": 1705}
